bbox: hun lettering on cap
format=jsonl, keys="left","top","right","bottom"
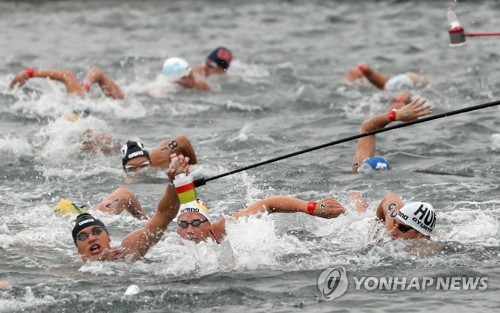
{"left": 413, "top": 204, "right": 436, "bottom": 229}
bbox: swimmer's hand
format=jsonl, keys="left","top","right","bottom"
{"left": 313, "top": 198, "right": 347, "bottom": 218}
{"left": 346, "top": 66, "right": 365, "bottom": 83}
{"left": 395, "top": 98, "right": 431, "bottom": 122}
{"left": 167, "top": 154, "right": 190, "bottom": 181}
{"left": 9, "top": 70, "right": 30, "bottom": 89}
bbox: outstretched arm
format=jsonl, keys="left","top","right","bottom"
{"left": 83, "top": 66, "right": 125, "bottom": 99}
{"left": 120, "top": 156, "right": 190, "bottom": 259}
{"left": 352, "top": 98, "right": 431, "bottom": 172}
{"left": 10, "top": 68, "right": 84, "bottom": 96}
{"left": 211, "top": 196, "right": 347, "bottom": 239}
{"left": 232, "top": 196, "right": 346, "bottom": 219}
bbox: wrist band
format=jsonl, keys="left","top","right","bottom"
{"left": 394, "top": 96, "right": 405, "bottom": 103}
{"left": 82, "top": 81, "right": 91, "bottom": 91}
{"left": 357, "top": 64, "right": 368, "bottom": 73}
{"left": 388, "top": 109, "right": 397, "bottom": 121}
{"left": 27, "top": 68, "right": 35, "bottom": 78}
{"left": 307, "top": 201, "right": 317, "bottom": 215}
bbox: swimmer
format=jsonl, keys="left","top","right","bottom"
{"left": 350, "top": 191, "right": 436, "bottom": 240}
{"left": 346, "top": 64, "right": 429, "bottom": 92}
{"left": 352, "top": 98, "right": 431, "bottom": 173}
{"left": 71, "top": 157, "right": 189, "bottom": 262}
{"left": 81, "top": 129, "right": 121, "bottom": 156}
{"left": 161, "top": 57, "right": 210, "bottom": 91}
{"left": 9, "top": 66, "right": 124, "bottom": 99}
{"left": 61, "top": 110, "right": 121, "bottom": 156}
{"left": 53, "top": 186, "right": 149, "bottom": 220}
{"left": 171, "top": 157, "right": 346, "bottom": 244}
{"left": 193, "top": 46, "right": 233, "bottom": 77}
{"left": 121, "top": 136, "right": 197, "bottom": 173}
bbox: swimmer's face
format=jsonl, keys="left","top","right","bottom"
{"left": 124, "top": 156, "right": 151, "bottom": 173}
{"left": 75, "top": 225, "right": 111, "bottom": 261}
{"left": 390, "top": 217, "right": 427, "bottom": 240}
{"left": 177, "top": 212, "right": 211, "bottom": 244}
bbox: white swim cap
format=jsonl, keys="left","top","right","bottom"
{"left": 176, "top": 199, "right": 210, "bottom": 221}
{"left": 161, "top": 57, "right": 191, "bottom": 81}
{"left": 395, "top": 202, "right": 436, "bottom": 236}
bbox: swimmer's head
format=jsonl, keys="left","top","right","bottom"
{"left": 121, "top": 140, "right": 151, "bottom": 172}
{"left": 357, "top": 157, "right": 390, "bottom": 174}
{"left": 206, "top": 47, "right": 232, "bottom": 72}
{"left": 72, "top": 213, "right": 111, "bottom": 261}
{"left": 405, "top": 72, "right": 430, "bottom": 86}
{"left": 63, "top": 109, "right": 91, "bottom": 122}
{"left": 176, "top": 199, "right": 211, "bottom": 244}
{"left": 53, "top": 199, "right": 86, "bottom": 216}
{"left": 391, "top": 202, "right": 436, "bottom": 240}
{"left": 162, "top": 57, "right": 191, "bottom": 82}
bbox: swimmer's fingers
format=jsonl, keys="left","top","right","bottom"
{"left": 407, "top": 98, "right": 427, "bottom": 109}
{"left": 179, "top": 156, "right": 191, "bottom": 174}
{"left": 9, "top": 71, "right": 29, "bottom": 89}
{"left": 346, "top": 67, "right": 365, "bottom": 82}
{"left": 316, "top": 198, "right": 347, "bottom": 218}
{"left": 415, "top": 105, "right": 432, "bottom": 117}
{"left": 167, "top": 155, "right": 191, "bottom": 180}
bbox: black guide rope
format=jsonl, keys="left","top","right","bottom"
{"left": 194, "top": 100, "right": 500, "bottom": 187}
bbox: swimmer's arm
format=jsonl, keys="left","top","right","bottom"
{"left": 358, "top": 66, "right": 388, "bottom": 89}
{"left": 83, "top": 66, "right": 125, "bottom": 99}
{"left": 92, "top": 186, "right": 148, "bottom": 220}
{"left": 231, "top": 196, "right": 346, "bottom": 219}
{"left": 10, "top": 69, "right": 84, "bottom": 96}
{"left": 121, "top": 183, "right": 179, "bottom": 259}
{"left": 352, "top": 98, "right": 431, "bottom": 172}
{"left": 375, "top": 193, "right": 404, "bottom": 229}
{"left": 193, "top": 78, "right": 210, "bottom": 91}
{"left": 120, "top": 157, "right": 189, "bottom": 258}
{"left": 154, "top": 135, "right": 198, "bottom": 167}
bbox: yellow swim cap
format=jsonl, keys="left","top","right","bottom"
{"left": 63, "top": 113, "right": 80, "bottom": 122}
{"left": 52, "top": 199, "right": 85, "bottom": 216}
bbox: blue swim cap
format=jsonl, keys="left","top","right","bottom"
{"left": 357, "top": 157, "right": 390, "bottom": 173}
{"left": 162, "top": 57, "right": 191, "bottom": 81}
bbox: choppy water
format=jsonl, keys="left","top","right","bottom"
{"left": 1, "top": 0, "right": 499, "bottom": 312}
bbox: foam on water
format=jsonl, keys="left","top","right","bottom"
{"left": 0, "top": 135, "right": 33, "bottom": 160}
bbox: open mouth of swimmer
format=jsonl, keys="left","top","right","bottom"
{"left": 90, "top": 244, "right": 101, "bottom": 253}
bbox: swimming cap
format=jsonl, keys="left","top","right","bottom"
{"left": 176, "top": 199, "right": 210, "bottom": 221}
{"left": 207, "top": 47, "right": 232, "bottom": 70}
{"left": 53, "top": 199, "right": 85, "bottom": 216}
{"left": 63, "top": 109, "right": 91, "bottom": 122}
{"left": 384, "top": 74, "right": 415, "bottom": 92}
{"left": 396, "top": 202, "right": 436, "bottom": 236}
{"left": 71, "top": 213, "right": 108, "bottom": 244}
{"left": 162, "top": 57, "right": 191, "bottom": 81}
{"left": 121, "top": 140, "right": 150, "bottom": 168}
{"left": 357, "top": 157, "right": 390, "bottom": 173}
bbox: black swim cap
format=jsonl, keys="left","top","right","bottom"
{"left": 207, "top": 47, "right": 232, "bottom": 70}
{"left": 121, "top": 140, "right": 151, "bottom": 168}
{"left": 71, "top": 213, "right": 108, "bottom": 245}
